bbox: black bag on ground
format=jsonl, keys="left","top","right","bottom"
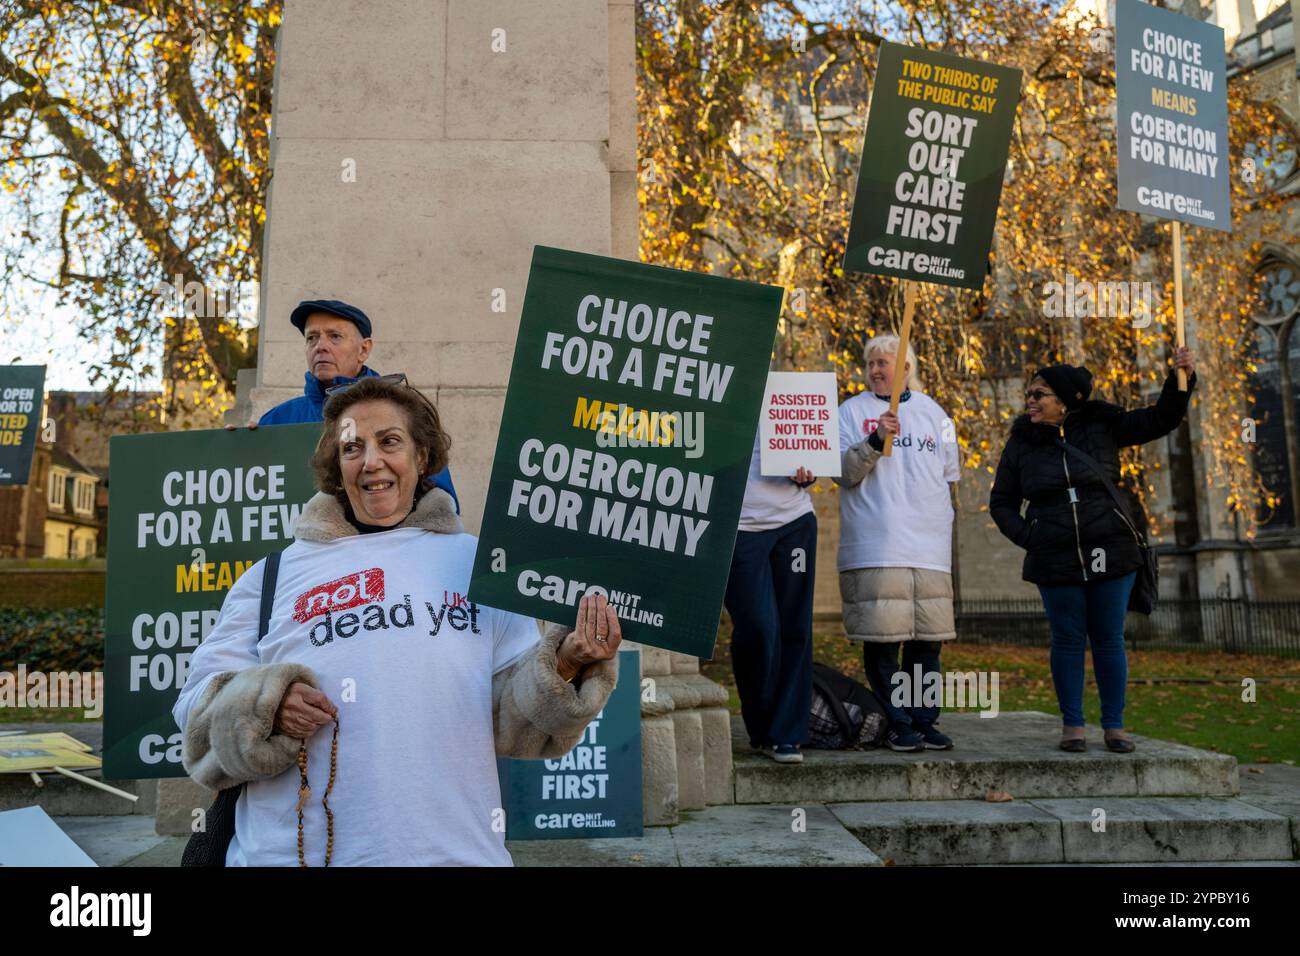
{"left": 180, "top": 550, "right": 281, "bottom": 867}
{"left": 808, "top": 662, "right": 888, "bottom": 749}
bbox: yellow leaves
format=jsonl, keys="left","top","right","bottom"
{"left": 232, "top": 42, "right": 254, "bottom": 64}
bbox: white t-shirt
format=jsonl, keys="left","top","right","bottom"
{"left": 173, "top": 527, "right": 539, "bottom": 867}
{"left": 836, "top": 390, "right": 960, "bottom": 573}
{"left": 738, "top": 431, "right": 815, "bottom": 532}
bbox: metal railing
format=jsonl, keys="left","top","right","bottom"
{"left": 955, "top": 598, "right": 1300, "bottom": 658}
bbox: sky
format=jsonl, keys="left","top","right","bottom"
{"left": 1, "top": 281, "right": 112, "bottom": 391}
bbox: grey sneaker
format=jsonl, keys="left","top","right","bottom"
{"left": 914, "top": 722, "right": 954, "bottom": 750}
{"left": 886, "top": 728, "right": 925, "bottom": 752}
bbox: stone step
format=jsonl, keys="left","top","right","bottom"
{"left": 508, "top": 804, "right": 883, "bottom": 867}
{"left": 829, "top": 796, "right": 1295, "bottom": 865}
{"left": 732, "top": 712, "right": 1238, "bottom": 803}
{"left": 0, "top": 722, "right": 158, "bottom": 817}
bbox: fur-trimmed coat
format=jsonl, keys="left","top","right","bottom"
{"left": 174, "top": 488, "right": 618, "bottom": 793}
{"left": 988, "top": 370, "right": 1195, "bottom": 587}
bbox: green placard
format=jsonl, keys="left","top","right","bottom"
{"left": 468, "top": 246, "right": 784, "bottom": 658}
{"left": 497, "top": 649, "right": 642, "bottom": 840}
{"left": 0, "top": 365, "right": 46, "bottom": 486}
{"left": 102, "top": 424, "right": 322, "bottom": 779}
{"left": 843, "top": 42, "right": 1022, "bottom": 289}
{"left": 1115, "top": 0, "right": 1230, "bottom": 231}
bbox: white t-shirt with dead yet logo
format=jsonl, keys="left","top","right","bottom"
{"left": 173, "top": 527, "right": 541, "bottom": 866}
{"left": 836, "top": 390, "right": 960, "bottom": 574}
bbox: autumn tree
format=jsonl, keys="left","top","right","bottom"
{"left": 0, "top": 0, "right": 280, "bottom": 418}
{"left": 637, "top": 0, "right": 1298, "bottom": 536}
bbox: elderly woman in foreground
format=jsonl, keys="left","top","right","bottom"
{"left": 173, "top": 376, "right": 619, "bottom": 866}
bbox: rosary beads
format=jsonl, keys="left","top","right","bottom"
{"left": 296, "top": 716, "right": 339, "bottom": 867}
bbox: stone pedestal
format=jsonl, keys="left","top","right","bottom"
{"left": 245, "top": 0, "right": 638, "bottom": 536}
{"left": 155, "top": 777, "right": 214, "bottom": 837}
{"left": 227, "top": 0, "right": 736, "bottom": 832}
{"left": 633, "top": 643, "right": 734, "bottom": 825}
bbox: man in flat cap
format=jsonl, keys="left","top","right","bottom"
{"left": 239, "top": 298, "right": 458, "bottom": 509}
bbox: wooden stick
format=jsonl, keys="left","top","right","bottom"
{"left": 883, "top": 280, "right": 918, "bottom": 457}
{"left": 51, "top": 766, "right": 139, "bottom": 803}
{"left": 30, "top": 772, "right": 43, "bottom": 787}
{"left": 1172, "top": 220, "right": 1188, "bottom": 392}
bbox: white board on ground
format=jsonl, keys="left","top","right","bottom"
{"left": 0, "top": 805, "right": 97, "bottom": 866}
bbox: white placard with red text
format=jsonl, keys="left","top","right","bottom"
{"left": 758, "top": 372, "right": 841, "bottom": 478}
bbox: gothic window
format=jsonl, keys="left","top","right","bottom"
{"left": 1250, "top": 261, "right": 1300, "bottom": 530}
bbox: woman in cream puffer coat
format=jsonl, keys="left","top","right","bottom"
{"left": 834, "top": 335, "right": 960, "bottom": 753}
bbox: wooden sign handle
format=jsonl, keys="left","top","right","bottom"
{"left": 1172, "top": 220, "right": 1187, "bottom": 392}
{"left": 883, "top": 280, "right": 918, "bottom": 457}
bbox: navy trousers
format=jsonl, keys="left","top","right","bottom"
{"left": 723, "top": 511, "right": 816, "bottom": 748}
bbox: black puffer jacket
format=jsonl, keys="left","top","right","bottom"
{"left": 989, "top": 371, "right": 1195, "bottom": 587}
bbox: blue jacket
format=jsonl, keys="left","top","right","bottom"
{"left": 259, "top": 367, "right": 459, "bottom": 511}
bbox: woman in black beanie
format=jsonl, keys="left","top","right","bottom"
{"left": 989, "top": 348, "right": 1196, "bottom": 752}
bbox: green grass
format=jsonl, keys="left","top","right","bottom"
{"left": 701, "top": 629, "right": 1300, "bottom": 766}
{"left": 0, "top": 707, "right": 93, "bottom": 724}
{"left": 0, "top": 557, "right": 105, "bottom": 570}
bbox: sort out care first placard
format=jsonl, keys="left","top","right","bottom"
{"left": 759, "top": 372, "right": 841, "bottom": 477}
{"left": 102, "top": 425, "right": 322, "bottom": 779}
{"left": 843, "top": 41, "right": 1023, "bottom": 288}
{"left": 497, "top": 649, "right": 642, "bottom": 840}
{"left": 469, "top": 246, "right": 784, "bottom": 659}
{"left": 1115, "top": 0, "right": 1230, "bottom": 232}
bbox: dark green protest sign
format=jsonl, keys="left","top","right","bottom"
{"left": 843, "top": 42, "right": 1022, "bottom": 289}
{"left": 468, "top": 246, "right": 784, "bottom": 658}
{"left": 102, "top": 425, "right": 321, "bottom": 779}
{"left": 0, "top": 365, "right": 46, "bottom": 486}
{"left": 498, "top": 649, "right": 642, "bottom": 840}
{"left": 1116, "top": 0, "right": 1229, "bottom": 231}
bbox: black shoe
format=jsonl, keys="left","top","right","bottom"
{"left": 1104, "top": 731, "right": 1135, "bottom": 753}
{"left": 914, "top": 722, "right": 953, "bottom": 750}
{"left": 886, "top": 728, "right": 925, "bottom": 752}
{"left": 1060, "top": 729, "right": 1087, "bottom": 752}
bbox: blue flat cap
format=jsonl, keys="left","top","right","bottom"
{"left": 289, "top": 299, "right": 373, "bottom": 338}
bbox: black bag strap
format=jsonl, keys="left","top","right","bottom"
{"left": 258, "top": 550, "right": 282, "bottom": 642}
{"left": 1054, "top": 439, "right": 1147, "bottom": 548}
{"left": 812, "top": 668, "right": 858, "bottom": 744}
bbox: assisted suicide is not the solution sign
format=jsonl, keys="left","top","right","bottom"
{"left": 469, "top": 246, "right": 784, "bottom": 658}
